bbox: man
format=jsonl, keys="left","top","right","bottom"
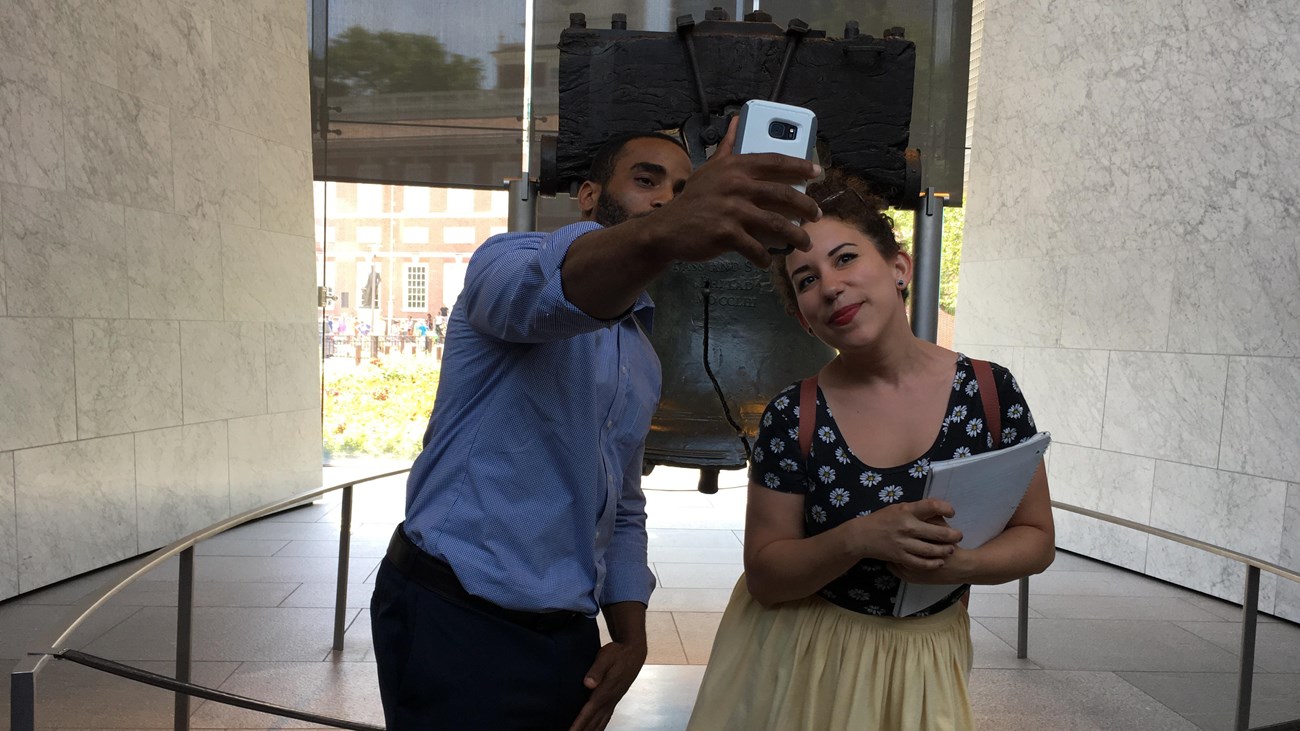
{"left": 371, "top": 119, "right": 820, "bottom": 730}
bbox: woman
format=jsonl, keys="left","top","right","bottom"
{"left": 685, "top": 171, "right": 1055, "bottom": 730}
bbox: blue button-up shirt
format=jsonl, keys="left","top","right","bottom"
{"left": 404, "top": 222, "right": 660, "bottom": 616}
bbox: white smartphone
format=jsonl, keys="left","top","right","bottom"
{"left": 733, "top": 100, "right": 818, "bottom": 194}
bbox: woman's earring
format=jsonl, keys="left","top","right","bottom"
{"left": 897, "top": 279, "right": 906, "bottom": 288}
{"left": 806, "top": 326, "right": 814, "bottom": 336}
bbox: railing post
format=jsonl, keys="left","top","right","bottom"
{"left": 11, "top": 661, "right": 36, "bottom": 731}
{"left": 333, "top": 485, "right": 354, "bottom": 652}
{"left": 175, "top": 546, "right": 194, "bottom": 731}
{"left": 1017, "top": 576, "right": 1030, "bottom": 659}
{"left": 1234, "top": 565, "right": 1260, "bottom": 731}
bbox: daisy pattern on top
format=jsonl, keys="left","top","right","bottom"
{"left": 752, "top": 446, "right": 766, "bottom": 464}
{"left": 908, "top": 459, "right": 930, "bottom": 479}
{"left": 878, "top": 484, "right": 903, "bottom": 502}
{"left": 817, "top": 426, "right": 835, "bottom": 443}
{"left": 953, "top": 370, "right": 967, "bottom": 389}
{"left": 810, "top": 505, "right": 828, "bottom": 523}
{"left": 950, "top": 404, "right": 968, "bottom": 422}
{"left": 1007, "top": 403, "right": 1024, "bottom": 419}
{"left": 966, "top": 417, "right": 983, "bottom": 437}
{"left": 763, "top": 473, "right": 781, "bottom": 489}
{"left": 834, "top": 446, "right": 851, "bottom": 464}
{"left": 779, "top": 458, "right": 799, "bottom": 472}
{"left": 769, "top": 437, "right": 785, "bottom": 454}
{"left": 818, "top": 465, "right": 836, "bottom": 484}
{"left": 787, "top": 427, "right": 799, "bottom": 441}
{"left": 847, "top": 588, "right": 871, "bottom": 601}
{"left": 793, "top": 405, "right": 800, "bottom": 419}
{"left": 965, "top": 379, "right": 979, "bottom": 397}
{"left": 762, "top": 412, "right": 773, "bottom": 427}
{"left": 860, "top": 470, "right": 882, "bottom": 487}
{"left": 773, "top": 395, "right": 790, "bottom": 410}
{"left": 953, "top": 446, "right": 972, "bottom": 459}
{"left": 828, "top": 487, "right": 850, "bottom": 507}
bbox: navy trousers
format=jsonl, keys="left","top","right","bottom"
{"left": 370, "top": 557, "right": 600, "bottom": 730}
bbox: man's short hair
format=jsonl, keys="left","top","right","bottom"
{"left": 586, "top": 132, "right": 688, "bottom": 186}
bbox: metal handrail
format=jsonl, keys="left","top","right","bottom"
{"left": 1022, "top": 500, "right": 1300, "bottom": 731}
{"left": 9, "top": 476, "right": 1298, "bottom": 731}
{"left": 9, "top": 467, "right": 410, "bottom": 731}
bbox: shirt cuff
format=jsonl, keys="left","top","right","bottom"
{"left": 600, "top": 559, "right": 657, "bottom": 607}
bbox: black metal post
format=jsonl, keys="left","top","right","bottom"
{"left": 334, "top": 486, "right": 354, "bottom": 651}
{"left": 174, "top": 547, "right": 194, "bottom": 730}
{"left": 1234, "top": 565, "right": 1260, "bottom": 731}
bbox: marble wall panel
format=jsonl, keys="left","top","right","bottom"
{"left": 15, "top": 435, "right": 137, "bottom": 592}
{"left": 0, "top": 451, "right": 16, "bottom": 600}
{"left": 1016, "top": 348, "right": 1108, "bottom": 448}
{"left": 135, "top": 421, "right": 229, "bottom": 550}
{"left": 1277, "top": 483, "right": 1300, "bottom": 620}
{"left": 952, "top": 257, "right": 1064, "bottom": 347}
{"left": 126, "top": 208, "right": 224, "bottom": 320}
{"left": 63, "top": 75, "right": 173, "bottom": 212}
{"left": 266, "top": 322, "right": 320, "bottom": 414}
{"left": 1151, "top": 462, "right": 1286, "bottom": 565}
{"left": 1149, "top": 14, "right": 1300, "bottom": 135}
{"left": 117, "top": 0, "right": 216, "bottom": 121}
{"left": 228, "top": 408, "right": 321, "bottom": 513}
{"left": 171, "top": 113, "right": 260, "bottom": 228}
{"left": 1052, "top": 510, "right": 1148, "bottom": 573}
{"left": 0, "top": 318, "right": 76, "bottom": 452}
{"left": 2, "top": 184, "right": 128, "bottom": 318}
{"left": 1146, "top": 536, "right": 1278, "bottom": 617}
{"left": 0, "top": 51, "right": 64, "bottom": 192}
{"left": 222, "top": 224, "right": 315, "bottom": 324}
{"left": 259, "top": 140, "right": 314, "bottom": 238}
{"left": 1220, "top": 357, "right": 1300, "bottom": 483}
{"left": 1166, "top": 240, "right": 1223, "bottom": 355}
{"left": 1216, "top": 227, "right": 1300, "bottom": 359}
{"left": 74, "top": 319, "right": 183, "bottom": 439}
{"left": 0, "top": 0, "right": 120, "bottom": 89}
{"left": 1060, "top": 249, "right": 1175, "bottom": 352}
{"left": 0, "top": 191, "right": 5, "bottom": 317}
{"left": 1048, "top": 445, "right": 1156, "bottom": 523}
{"left": 213, "top": 25, "right": 310, "bottom": 152}
{"left": 205, "top": 0, "right": 307, "bottom": 62}
{"left": 1099, "top": 352, "right": 1227, "bottom": 468}
{"left": 959, "top": 166, "right": 1063, "bottom": 263}
{"left": 180, "top": 321, "right": 266, "bottom": 423}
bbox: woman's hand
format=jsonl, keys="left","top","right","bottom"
{"left": 850, "top": 498, "right": 963, "bottom": 569}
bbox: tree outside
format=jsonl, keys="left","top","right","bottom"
{"left": 320, "top": 26, "right": 483, "bottom": 96}
{"left": 889, "top": 205, "right": 965, "bottom": 315}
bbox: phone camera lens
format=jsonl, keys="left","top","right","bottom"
{"left": 768, "top": 121, "right": 797, "bottom": 140}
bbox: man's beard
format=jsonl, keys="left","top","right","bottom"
{"left": 593, "top": 191, "right": 652, "bottom": 227}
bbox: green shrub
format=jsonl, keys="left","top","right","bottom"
{"left": 323, "top": 359, "right": 441, "bottom": 460}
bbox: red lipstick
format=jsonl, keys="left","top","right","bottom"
{"left": 829, "top": 304, "right": 861, "bottom": 327}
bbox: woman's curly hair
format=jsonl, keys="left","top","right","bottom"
{"left": 769, "top": 169, "right": 905, "bottom": 319}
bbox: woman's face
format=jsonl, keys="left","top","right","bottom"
{"left": 787, "top": 216, "right": 908, "bottom": 348}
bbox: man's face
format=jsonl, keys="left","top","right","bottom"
{"left": 588, "top": 137, "right": 692, "bottom": 226}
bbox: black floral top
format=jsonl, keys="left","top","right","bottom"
{"left": 749, "top": 354, "right": 1037, "bottom": 617}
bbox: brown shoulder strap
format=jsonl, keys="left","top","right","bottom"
{"left": 971, "top": 358, "right": 1000, "bottom": 448}
{"left": 798, "top": 376, "right": 818, "bottom": 458}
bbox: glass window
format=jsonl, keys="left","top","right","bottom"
{"left": 404, "top": 263, "right": 428, "bottom": 310}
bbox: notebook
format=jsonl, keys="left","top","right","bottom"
{"left": 892, "top": 431, "right": 1052, "bottom": 617}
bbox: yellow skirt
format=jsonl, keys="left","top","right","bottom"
{"left": 685, "top": 576, "right": 975, "bottom": 731}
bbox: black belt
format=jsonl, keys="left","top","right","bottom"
{"left": 385, "top": 524, "right": 585, "bottom": 633}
